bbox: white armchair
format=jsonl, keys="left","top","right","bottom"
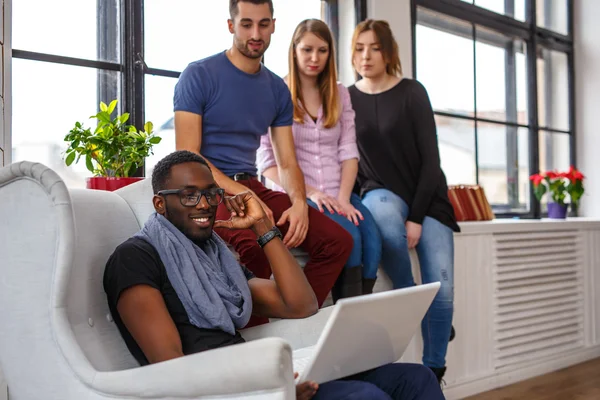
{"left": 0, "top": 161, "right": 332, "bottom": 400}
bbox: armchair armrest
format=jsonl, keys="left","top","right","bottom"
{"left": 91, "top": 337, "right": 294, "bottom": 399}
{"left": 241, "top": 306, "right": 334, "bottom": 349}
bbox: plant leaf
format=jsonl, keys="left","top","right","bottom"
{"left": 96, "top": 112, "right": 111, "bottom": 124}
{"left": 144, "top": 121, "right": 154, "bottom": 134}
{"left": 119, "top": 113, "right": 130, "bottom": 124}
{"left": 65, "top": 151, "right": 76, "bottom": 166}
{"left": 149, "top": 136, "right": 162, "bottom": 144}
{"left": 107, "top": 99, "right": 118, "bottom": 115}
{"left": 86, "top": 155, "right": 95, "bottom": 173}
{"left": 100, "top": 102, "right": 108, "bottom": 112}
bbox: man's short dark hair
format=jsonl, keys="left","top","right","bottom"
{"left": 229, "top": 0, "right": 274, "bottom": 19}
{"left": 151, "top": 150, "right": 211, "bottom": 194}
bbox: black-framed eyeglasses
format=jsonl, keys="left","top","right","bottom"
{"left": 158, "top": 187, "right": 225, "bottom": 207}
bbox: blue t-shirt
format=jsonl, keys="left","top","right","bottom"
{"left": 173, "top": 51, "right": 293, "bottom": 176}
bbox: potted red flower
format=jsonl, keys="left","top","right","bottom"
{"left": 530, "top": 166, "right": 585, "bottom": 219}
{"left": 63, "top": 100, "right": 161, "bottom": 191}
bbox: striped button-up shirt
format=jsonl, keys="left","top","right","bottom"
{"left": 257, "top": 83, "right": 359, "bottom": 199}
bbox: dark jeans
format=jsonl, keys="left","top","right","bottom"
{"left": 314, "top": 363, "right": 445, "bottom": 400}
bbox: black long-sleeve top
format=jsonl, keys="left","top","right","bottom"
{"left": 348, "top": 78, "right": 460, "bottom": 232}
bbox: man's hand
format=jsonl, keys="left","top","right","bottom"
{"left": 406, "top": 221, "right": 423, "bottom": 249}
{"left": 295, "top": 373, "right": 318, "bottom": 400}
{"left": 277, "top": 201, "right": 309, "bottom": 248}
{"left": 309, "top": 191, "right": 342, "bottom": 215}
{"left": 214, "top": 192, "right": 266, "bottom": 230}
{"left": 338, "top": 201, "right": 364, "bottom": 226}
{"left": 253, "top": 192, "right": 275, "bottom": 225}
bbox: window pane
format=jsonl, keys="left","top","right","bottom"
{"left": 478, "top": 124, "right": 530, "bottom": 211}
{"left": 263, "top": 0, "right": 323, "bottom": 77}
{"left": 475, "top": 27, "right": 528, "bottom": 124}
{"left": 12, "top": 59, "right": 120, "bottom": 188}
{"left": 537, "top": 0, "right": 568, "bottom": 35}
{"left": 144, "top": 75, "right": 179, "bottom": 176}
{"left": 13, "top": 0, "right": 120, "bottom": 62}
{"left": 475, "top": 0, "right": 526, "bottom": 21}
{"left": 144, "top": 1, "right": 231, "bottom": 72}
{"left": 537, "top": 48, "right": 570, "bottom": 131}
{"left": 539, "top": 130, "right": 570, "bottom": 173}
{"left": 416, "top": 12, "right": 474, "bottom": 116}
{"left": 437, "top": 116, "right": 476, "bottom": 185}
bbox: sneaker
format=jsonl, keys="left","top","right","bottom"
{"left": 429, "top": 366, "right": 447, "bottom": 385}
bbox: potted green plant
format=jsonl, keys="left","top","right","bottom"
{"left": 64, "top": 100, "right": 161, "bottom": 191}
{"left": 530, "top": 166, "right": 585, "bottom": 219}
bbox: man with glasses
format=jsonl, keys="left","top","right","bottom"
{"left": 173, "top": 0, "right": 353, "bottom": 321}
{"left": 104, "top": 150, "right": 444, "bottom": 400}
{"left": 104, "top": 150, "right": 318, "bottom": 365}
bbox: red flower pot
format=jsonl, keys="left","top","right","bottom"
{"left": 86, "top": 177, "right": 143, "bottom": 192}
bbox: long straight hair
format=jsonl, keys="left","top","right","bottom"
{"left": 351, "top": 19, "right": 402, "bottom": 78}
{"left": 288, "top": 19, "right": 340, "bottom": 129}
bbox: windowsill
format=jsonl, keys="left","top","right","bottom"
{"left": 457, "top": 217, "right": 600, "bottom": 235}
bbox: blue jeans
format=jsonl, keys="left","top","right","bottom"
{"left": 362, "top": 189, "right": 454, "bottom": 368}
{"left": 307, "top": 193, "right": 381, "bottom": 279}
{"left": 314, "top": 363, "right": 445, "bottom": 399}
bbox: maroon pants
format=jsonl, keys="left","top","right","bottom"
{"left": 215, "top": 178, "right": 352, "bottom": 326}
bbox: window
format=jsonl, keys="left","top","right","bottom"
{"left": 12, "top": 0, "right": 121, "bottom": 188}
{"left": 11, "top": 0, "right": 331, "bottom": 184}
{"left": 413, "top": 0, "right": 574, "bottom": 217}
{"left": 144, "top": 0, "right": 325, "bottom": 175}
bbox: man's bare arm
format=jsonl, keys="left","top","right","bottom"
{"left": 268, "top": 125, "right": 309, "bottom": 247}
{"left": 174, "top": 111, "right": 248, "bottom": 195}
{"left": 269, "top": 125, "right": 307, "bottom": 204}
{"left": 216, "top": 193, "right": 317, "bottom": 319}
{"left": 117, "top": 285, "right": 184, "bottom": 364}
{"left": 247, "top": 219, "right": 318, "bottom": 319}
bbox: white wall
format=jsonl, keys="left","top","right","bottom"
{"left": 337, "top": 0, "right": 356, "bottom": 86}
{"left": 574, "top": 0, "right": 600, "bottom": 217}
{"left": 337, "top": 0, "right": 413, "bottom": 86}
{"left": 367, "top": 0, "right": 413, "bottom": 78}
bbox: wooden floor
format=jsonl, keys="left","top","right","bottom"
{"left": 465, "top": 358, "right": 600, "bottom": 400}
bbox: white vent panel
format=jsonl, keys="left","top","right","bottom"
{"left": 493, "top": 230, "right": 584, "bottom": 369}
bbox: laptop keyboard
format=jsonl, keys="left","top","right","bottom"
{"left": 293, "top": 345, "right": 316, "bottom": 379}
{"left": 293, "top": 356, "right": 311, "bottom": 375}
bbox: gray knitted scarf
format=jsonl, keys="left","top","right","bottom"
{"left": 135, "top": 213, "right": 252, "bottom": 334}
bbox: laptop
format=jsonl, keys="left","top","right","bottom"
{"left": 293, "top": 282, "right": 441, "bottom": 384}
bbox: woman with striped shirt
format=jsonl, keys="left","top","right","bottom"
{"left": 257, "top": 18, "right": 381, "bottom": 301}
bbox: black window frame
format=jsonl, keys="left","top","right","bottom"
{"left": 12, "top": 0, "right": 337, "bottom": 177}
{"left": 408, "top": 0, "right": 575, "bottom": 219}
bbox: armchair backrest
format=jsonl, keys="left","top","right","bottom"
{"left": 0, "top": 162, "right": 140, "bottom": 398}
{"left": 66, "top": 188, "right": 140, "bottom": 371}
{"left": 115, "top": 178, "right": 155, "bottom": 228}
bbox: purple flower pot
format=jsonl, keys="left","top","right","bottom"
{"left": 548, "top": 202, "right": 568, "bottom": 219}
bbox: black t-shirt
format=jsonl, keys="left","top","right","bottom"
{"left": 348, "top": 79, "right": 460, "bottom": 232}
{"left": 103, "top": 237, "right": 255, "bottom": 366}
